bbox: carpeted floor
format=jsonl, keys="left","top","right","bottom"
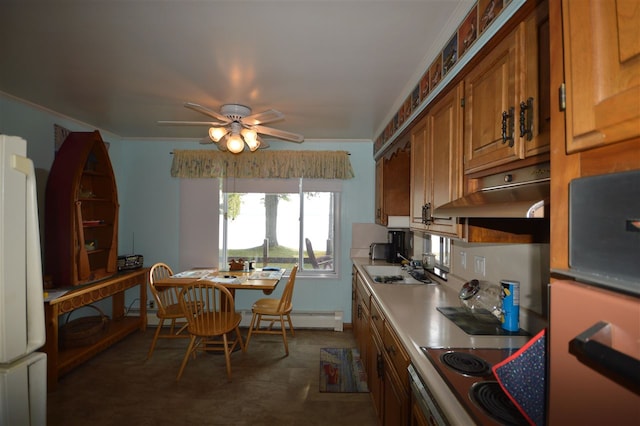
{"left": 47, "top": 327, "right": 377, "bottom": 426}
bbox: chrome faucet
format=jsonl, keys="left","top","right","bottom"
{"left": 397, "top": 252, "right": 413, "bottom": 267}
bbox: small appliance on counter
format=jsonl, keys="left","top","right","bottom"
{"left": 387, "top": 229, "right": 410, "bottom": 263}
{"left": 117, "top": 254, "right": 144, "bottom": 271}
{"left": 369, "top": 243, "right": 391, "bottom": 260}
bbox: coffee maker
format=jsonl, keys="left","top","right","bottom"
{"left": 387, "top": 229, "right": 409, "bottom": 263}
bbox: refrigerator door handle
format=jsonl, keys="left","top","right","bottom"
{"left": 569, "top": 321, "right": 640, "bottom": 394}
{"left": 11, "top": 153, "right": 46, "bottom": 352}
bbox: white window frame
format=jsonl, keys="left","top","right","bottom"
{"left": 219, "top": 177, "right": 341, "bottom": 278}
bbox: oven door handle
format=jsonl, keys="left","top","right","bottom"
{"left": 569, "top": 321, "right": 640, "bottom": 393}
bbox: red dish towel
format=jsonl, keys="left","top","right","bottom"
{"left": 492, "top": 329, "right": 546, "bottom": 426}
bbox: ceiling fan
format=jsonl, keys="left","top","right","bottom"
{"left": 159, "top": 102, "right": 304, "bottom": 153}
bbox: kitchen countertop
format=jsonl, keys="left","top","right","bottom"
{"left": 351, "top": 257, "right": 531, "bottom": 425}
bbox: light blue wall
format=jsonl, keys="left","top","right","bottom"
{"left": 1, "top": 94, "right": 375, "bottom": 320}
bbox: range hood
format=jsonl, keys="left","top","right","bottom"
{"left": 433, "top": 163, "right": 551, "bottom": 219}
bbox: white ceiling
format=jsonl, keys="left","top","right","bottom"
{"left": 1, "top": 0, "right": 473, "bottom": 144}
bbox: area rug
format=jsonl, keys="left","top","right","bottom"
{"left": 319, "top": 348, "right": 369, "bottom": 393}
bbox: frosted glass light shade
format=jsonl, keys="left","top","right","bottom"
{"left": 209, "top": 127, "right": 228, "bottom": 142}
{"left": 226, "top": 133, "right": 245, "bottom": 153}
{"left": 241, "top": 128, "right": 259, "bottom": 151}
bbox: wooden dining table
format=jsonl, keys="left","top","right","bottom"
{"left": 153, "top": 268, "right": 285, "bottom": 296}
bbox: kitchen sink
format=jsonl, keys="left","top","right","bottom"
{"left": 363, "top": 265, "right": 434, "bottom": 285}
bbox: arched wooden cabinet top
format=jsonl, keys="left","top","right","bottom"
{"left": 45, "top": 130, "right": 119, "bottom": 288}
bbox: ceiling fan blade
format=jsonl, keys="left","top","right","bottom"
{"left": 199, "top": 136, "right": 213, "bottom": 144}
{"left": 257, "top": 136, "right": 270, "bottom": 149}
{"left": 158, "top": 120, "right": 226, "bottom": 126}
{"left": 242, "top": 109, "right": 284, "bottom": 126}
{"left": 184, "top": 102, "right": 231, "bottom": 123}
{"left": 254, "top": 125, "right": 304, "bottom": 143}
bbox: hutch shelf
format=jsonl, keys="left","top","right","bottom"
{"left": 45, "top": 131, "right": 119, "bottom": 287}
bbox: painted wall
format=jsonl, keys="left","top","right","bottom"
{"left": 1, "top": 93, "right": 375, "bottom": 320}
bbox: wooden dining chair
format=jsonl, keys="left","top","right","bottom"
{"left": 176, "top": 282, "right": 244, "bottom": 381}
{"left": 147, "top": 262, "right": 191, "bottom": 359}
{"left": 245, "top": 264, "right": 298, "bottom": 355}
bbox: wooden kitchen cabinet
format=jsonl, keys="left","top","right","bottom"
{"left": 410, "top": 117, "right": 428, "bottom": 231}
{"left": 382, "top": 320, "right": 410, "bottom": 426}
{"left": 370, "top": 295, "right": 410, "bottom": 426}
{"left": 410, "top": 83, "right": 464, "bottom": 238}
{"left": 549, "top": 0, "right": 640, "bottom": 271}
{"left": 353, "top": 268, "right": 372, "bottom": 385}
{"left": 463, "top": 1, "right": 550, "bottom": 174}
{"left": 353, "top": 267, "right": 418, "bottom": 425}
{"left": 375, "top": 144, "right": 411, "bottom": 225}
{"left": 561, "top": 0, "right": 640, "bottom": 153}
{"left": 45, "top": 131, "right": 119, "bottom": 287}
{"left": 425, "top": 83, "right": 464, "bottom": 237}
{"left": 370, "top": 297, "right": 386, "bottom": 423}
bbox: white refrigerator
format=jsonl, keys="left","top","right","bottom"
{"left": 0, "top": 135, "right": 47, "bottom": 425}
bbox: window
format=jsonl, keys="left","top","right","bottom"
{"left": 219, "top": 178, "right": 340, "bottom": 276}
{"left": 423, "top": 234, "right": 450, "bottom": 280}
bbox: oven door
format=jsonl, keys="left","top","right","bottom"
{"left": 408, "top": 364, "right": 449, "bottom": 426}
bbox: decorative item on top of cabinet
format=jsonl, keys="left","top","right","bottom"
{"left": 45, "top": 131, "right": 119, "bottom": 287}
{"left": 463, "top": 1, "right": 550, "bottom": 174}
{"left": 560, "top": 0, "right": 640, "bottom": 153}
{"left": 375, "top": 141, "right": 411, "bottom": 225}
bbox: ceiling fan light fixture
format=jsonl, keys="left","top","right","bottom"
{"left": 241, "top": 128, "right": 259, "bottom": 151}
{"left": 226, "top": 132, "right": 245, "bottom": 153}
{"left": 162, "top": 102, "right": 304, "bottom": 152}
{"left": 209, "top": 126, "right": 228, "bottom": 142}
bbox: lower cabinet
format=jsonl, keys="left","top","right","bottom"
{"left": 384, "top": 354, "right": 410, "bottom": 426}
{"left": 369, "top": 325, "right": 385, "bottom": 422}
{"left": 372, "top": 294, "right": 411, "bottom": 425}
{"left": 382, "top": 320, "right": 410, "bottom": 426}
{"left": 353, "top": 267, "right": 412, "bottom": 425}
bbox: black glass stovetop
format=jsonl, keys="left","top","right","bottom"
{"left": 437, "top": 307, "right": 529, "bottom": 336}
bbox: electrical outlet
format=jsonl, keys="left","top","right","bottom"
{"left": 474, "top": 256, "right": 485, "bottom": 276}
{"left": 460, "top": 251, "right": 467, "bottom": 269}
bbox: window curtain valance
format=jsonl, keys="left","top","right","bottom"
{"left": 171, "top": 150, "right": 354, "bottom": 179}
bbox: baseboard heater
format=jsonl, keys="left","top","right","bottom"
{"left": 136, "top": 309, "right": 344, "bottom": 332}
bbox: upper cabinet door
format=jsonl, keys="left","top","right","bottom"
{"left": 463, "top": 26, "right": 521, "bottom": 174}
{"left": 463, "top": 0, "right": 550, "bottom": 174}
{"left": 410, "top": 118, "right": 428, "bottom": 231}
{"left": 375, "top": 159, "right": 386, "bottom": 225}
{"left": 562, "top": 0, "right": 640, "bottom": 152}
{"left": 428, "top": 82, "right": 463, "bottom": 237}
{"left": 522, "top": 2, "right": 551, "bottom": 157}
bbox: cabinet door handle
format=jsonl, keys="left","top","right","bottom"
{"left": 501, "top": 107, "right": 515, "bottom": 147}
{"left": 422, "top": 203, "right": 431, "bottom": 225}
{"left": 519, "top": 97, "right": 534, "bottom": 141}
{"left": 376, "top": 353, "right": 384, "bottom": 378}
{"left": 569, "top": 321, "right": 640, "bottom": 393}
